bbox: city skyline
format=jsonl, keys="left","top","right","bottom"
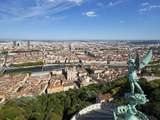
{"left": 0, "top": 0, "right": 160, "bottom": 40}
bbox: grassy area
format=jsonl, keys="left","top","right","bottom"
{"left": 10, "top": 49, "right": 40, "bottom": 53}
{"left": 9, "top": 61, "right": 43, "bottom": 67}
{"left": 7, "top": 49, "right": 60, "bottom": 53}
{"left": 0, "top": 51, "right": 8, "bottom": 55}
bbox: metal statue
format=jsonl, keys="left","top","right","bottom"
{"left": 128, "top": 49, "right": 152, "bottom": 94}
{"left": 113, "top": 49, "right": 153, "bottom": 120}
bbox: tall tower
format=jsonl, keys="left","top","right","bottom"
{"left": 13, "top": 41, "right": 16, "bottom": 47}
{"left": 69, "top": 44, "right": 72, "bottom": 51}
{"left": 27, "top": 41, "right": 30, "bottom": 48}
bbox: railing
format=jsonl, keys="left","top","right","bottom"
{"left": 71, "top": 103, "right": 101, "bottom": 120}
{"left": 137, "top": 111, "right": 150, "bottom": 120}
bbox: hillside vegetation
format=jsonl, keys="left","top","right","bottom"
{"left": 0, "top": 77, "right": 159, "bottom": 120}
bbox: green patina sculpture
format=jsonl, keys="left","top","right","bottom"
{"left": 113, "top": 49, "right": 153, "bottom": 120}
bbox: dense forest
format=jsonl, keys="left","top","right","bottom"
{"left": 0, "top": 77, "right": 159, "bottom": 120}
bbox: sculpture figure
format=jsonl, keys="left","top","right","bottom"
{"left": 128, "top": 49, "right": 152, "bottom": 94}
{"left": 113, "top": 49, "right": 153, "bottom": 120}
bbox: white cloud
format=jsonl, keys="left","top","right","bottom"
{"left": 45, "top": 15, "right": 65, "bottom": 20}
{"left": 0, "top": 0, "right": 85, "bottom": 20}
{"left": 141, "top": 2, "right": 149, "bottom": 6}
{"left": 139, "top": 4, "right": 160, "bottom": 13}
{"left": 139, "top": 8, "right": 148, "bottom": 12}
{"left": 108, "top": 0, "right": 126, "bottom": 7}
{"left": 48, "top": 0, "right": 56, "bottom": 2}
{"left": 149, "top": 5, "right": 160, "bottom": 9}
{"left": 83, "top": 11, "right": 97, "bottom": 17}
{"left": 68, "top": 0, "right": 84, "bottom": 5}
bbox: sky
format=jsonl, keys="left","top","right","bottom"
{"left": 0, "top": 0, "right": 160, "bottom": 40}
